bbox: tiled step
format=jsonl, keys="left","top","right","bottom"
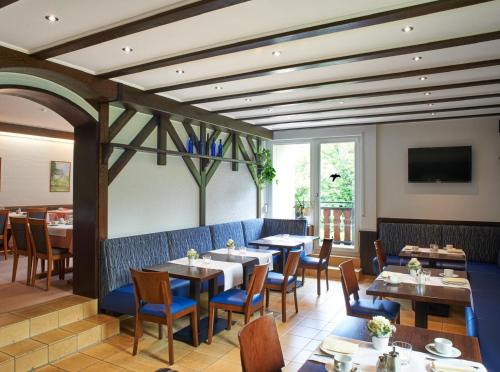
{"left": 31, "top": 329, "right": 77, "bottom": 363}
{"left": 60, "top": 320, "right": 103, "bottom": 351}
{"left": 0, "top": 339, "right": 48, "bottom": 372}
{"left": 0, "top": 313, "right": 30, "bottom": 348}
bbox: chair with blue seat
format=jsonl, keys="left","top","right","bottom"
{"left": 26, "top": 208, "right": 48, "bottom": 220}
{"left": 0, "top": 210, "right": 8, "bottom": 260}
{"left": 299, "top": 239, "right": 332, "bottom": 296}
{"left": 339, "top": 259, "right": 400, "bottom": 323}
{"left": 265, "top": 250, "right": 301, "bottom": 322}
{"left": 208, "top": 264, "right": 268, "bottom": 344}
{"left": 374, "top": 240, "right": 387, "bottom": 275}
{"left": 130, "top": 269, "right": 198, "bottom": 365}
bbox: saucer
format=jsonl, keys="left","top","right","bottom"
{"left": 425, "top": 343, "right": 461, "bottom": 358}
{"left": 439, "top": 273, "right": 459, "bottom": 278}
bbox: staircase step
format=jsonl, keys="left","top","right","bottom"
{"left": 31, "top": 329, "right": 77, "bottom": 363}
{"left": 60, "top": 320, "right": 102, "bottom": 351}
{"left": 0, "top": 339, "right": 48, "bottom": 372}
{"left": 10, "top": 305, "right": 59, "bottom": 338}
{"left": 85, "top": 315, "right": 120, "bottom": 340}
{"left": 0, "top": 351, "right": 14, "bottom": 372}
{"left": 0, "top": 313, "right": 30, "bottom": 348}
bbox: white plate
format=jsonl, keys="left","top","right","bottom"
{"left": 425, "top": 343, "right": 461, "bottom": 358}
{"left": 439, "top": 273, "right": 459, "bottom": 278}
{"left": 442, "top": 279, "right": 468, "bottom": 286}
{"left": 319, "top": 344, "right": 352, "bottom": 357}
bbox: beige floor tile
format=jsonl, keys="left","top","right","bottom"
{"left": 194, "top": 341, "right": 236, "bottom": 357}
{"left": 35, "top": 365, "right": 63, "bottom": 371}
{"left": 175, "top": 350, "right": 220, "bottom": 370}
{"left": 79, "top": 343, "right": 122, "bottom": 361}
{"left": 0, "top": 352, "right": 14, "bottom": 372}
{"left": 60, "top": 321, "right": 101, "bottom": 350}
{"left": 0, "top": 339, "right": 48, "bottom": 372}
{"left": 204, "top": 358, "right": 242, "bottom": 372}
{"left": 32, "top": 329, "right": 77, "bottom": 362}
{"left": 280, "top": 334, "right": 311, "bottom": 349}
{"left": 85, "top": 315, "right": 119, "bottom": 340}
{"left": 303, "top": 339, "right": 321, "bottom": 352}
{"left": 58, "top": 305, "right": 84, "bottom": 327}
{"left": 287, "top": 325, "right": 320, "bottom": 339}
{"left": 104, "top": 351, "right": 168, "bottom": 371}
{"left": 282, "top": 345, "right": 303, "bottom": 361}
{"left": 79, "top": 360, "right": 126, "bottom": 372}
{"left": 52, "top": 353, "right": 100, "bottom": 372}
{"left": 0, "top": 313, "right": 29, "bottom": 348}
{"left": 299, "top": 318, "right": 328, "bottom": 330}
{"left": 284, "top": 361, "right": 304, "bottom": 372}
{"left": 292, "top": 349, "right": 313, "bottom": 363}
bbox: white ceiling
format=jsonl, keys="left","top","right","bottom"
{"left": 0, "top": 94, "right": 73, "bottom": 132}
{"left": 1, "top": 0, "right": 499, "bottom": 131}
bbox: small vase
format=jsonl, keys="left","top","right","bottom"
{"left": 188, "top": 257, "right": 195, "bottom": 266}
{"left": 409, "top": 268, "right": 419, "bottom": 278}
{"left": 372, "top": 336, "right": 390, "bottom": 351}
{"left": 227, "top": 247, "right": 234, "bottom": 254}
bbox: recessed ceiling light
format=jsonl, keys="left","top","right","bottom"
{"left": 402, "top": 25, "right": 414, "bottom": 33}
{"left": 272, "top": 50, "right": 282, "bottom": 57}
{"left": 419, "top": 76, "right": 428, "bottom": 81}
{"left": 244, "top": 98, "right": 252, "bottom": 102}
{"left": 428, "top": 103, "right": 434, "bottom": 107}
{"left": 267, "top": 108, "right": 273, "bottom": 112}
{"left": 214, "top": 85, "right": 223, "bottom": 90}
{"left": 339, "top": 101, "right": 345, "bottom": 105}
{"left": 424, "top": 92, "right": 432, "bottom": 96}
{"left": 40, "top": 107, "right": 48, "bottom": 112}
{"left": 431, "top": 112, "right": 436, "bottom": 116}
{"left": 45, "top": 14, "right": 59, "bottom": 22}
{"left": 175, "top": 69, "right": 185, "bottom": 74}
{"left": 122, "top": 46, "right": 133, "bottom": 53}
{"left": 412, "top": 56, "right": 422, "bottom": 61}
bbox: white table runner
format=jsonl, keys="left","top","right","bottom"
{"left": 309, "top": 335, "right": 486, "bottom": 372}
{"left": 263, "top": 235, "right": 314, "bottom": 254}
{"left": 210, "top": 248, "right": 274, "bottom": 271}
{"left": 403, "top": 246, "right": 465, "bottom": 256}
{"left": 47, "top": 224, "right": 72, "bottom": 237}
{"left": 171, "top": 257, "right": 243, "bottom": 290}
{"left": 377, "top": 271, "right": 471, "bottom": 291}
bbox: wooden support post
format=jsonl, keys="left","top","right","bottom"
{"left": 157, "top": 115, "right": 167, "bottom": 165}
{"left": 200, "top": 123, "right": 208, "bottom": 171}
{"left": 256, "top": 138, "right": 262, "bottom": 218}
{"left": 232, "top": 132, "right": 239, "bottom": 171}
{"left": 109, "top": 108, "right": 136, "bottom": 140}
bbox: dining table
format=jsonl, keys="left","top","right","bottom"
{"left": 48, "top": 208, "right": 73, "bottom": 220}
{"left": 399, "top": 246, "right": 466, "bottom": 269}
{"left": 298, "top": 316, "right": 482, "bottom": 371}
{"left": 366, "top": 265, "right": 471, "bottom": 328}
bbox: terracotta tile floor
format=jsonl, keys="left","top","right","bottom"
{"left": 37, "top": 276, "right": 466, "bottom": 371}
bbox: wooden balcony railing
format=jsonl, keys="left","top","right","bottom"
{"left": 321, "top": 203, "right": 353, "bottom": 244}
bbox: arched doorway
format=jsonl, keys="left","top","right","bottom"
{"left": 0, "top": 72, "right": 107, "bottom": 298}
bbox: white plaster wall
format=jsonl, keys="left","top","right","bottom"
{"left": 377, "top": 117, "right": 500, "bottom": 222}
{"left": 0, "top": 132, "right": 73, "bottom": 206}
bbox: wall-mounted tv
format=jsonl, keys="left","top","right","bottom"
{"left": 408, "top": 146, "right": 472, "bottom": 183}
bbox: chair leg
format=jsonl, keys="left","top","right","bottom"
{"left": 325, "top": 267, "right": 329, "bottom": 291}
{"left": 133, "top": 318, "right": 143, "bottom": 355}
{"left": 41, "top": 259, "right": 45, "bottom": 273}
{"left": 207, "top": 303, "right": 214, "bottom": 344}
{"left": 158, "top": 324, "right": 162, "bottom": 339}
{"left": 27, "top": 255, "right": 33, "bottom": 286}
{"left": 11, "top": 254, "right": 19, "bottom": 282}
{"left": 244, "top": 311, "right": 251, "bottom": 324}
{"left": 265, "top": 288, "right": 270, "bottom": 308}
{"left": 2, "top": 243, "right": 6, "bottom": 260}
{"left": 301, "top": 267, "right": 305, "bottom": 285}
{"left": 46, "top": 258, "right": 52, "bottom": 291}
{"left": 167, "top": 323, "right": 174, "bottom": 365}
{"left": 316, "top": 268, "right": 321, "bottom": 296}
{"left": 191, "top": 308, "right": 199, "bottom": 347}
{"left": 260, "top": 306, "right": 264, "bottom": 316}
{"left": 293, "top": 286, "right": 298, "bottom": 314}
{"left": 226, "top": 311, "right": 232, "bottom": 330}
{"left": 281, "top": 290, "right": 287, "bottom": 322}
{"left": 31, "top": 257, "right": 38, "bottom": 287}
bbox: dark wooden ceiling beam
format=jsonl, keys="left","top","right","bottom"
{"left": 0, "top": 121, "right": 73, "bottom": 140}
{"left": 218, "top": 78, "right": 500, "bottom": 114}
{"left": 256, "top": 104, "right": 500, "bottom": 127}
{"left": 98, "top": 0, "right": 491, "bottom": 79}
{"left": 273, "top": 112, "right": 500, "bottom": 132}
{"left": 0, "top": 0, "right": 19, "bottom": 9}
{"left": 186, "top": 58, "right": 500, "bottom": 104}
{"left": 33, "top": 0, "right": 248, "bottom": 59}
{"left": 237, "top": 93, "right": 500, "bottom": 121}
{"left": 147, "top": 30, "right": 500, "bottom": 93}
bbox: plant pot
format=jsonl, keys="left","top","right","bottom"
{"left": 409, "top": 268, "right": 419, "bottom": 278}
{"left": 372, "top": 336, "right": 390, "bottom": 351}
{"left": 188, "top": 257, "right": 195, "bottom": 266}
{"left": 227, "top": 247, "right": 234, "bottom": 254}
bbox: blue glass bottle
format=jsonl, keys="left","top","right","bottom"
{"left": 210, "top": 139, "right": 216, "bottom": 157}
{"left": 187, "top": 137, "right": 193, "bottom": 153}
{"left": 217, "top": 139, "right": 223, "bottom": 157}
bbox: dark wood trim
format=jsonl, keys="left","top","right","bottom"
{"left": 206, "top": 134, "right": 232, "bottom": 184}
{"left": 98, "top": 103, "right": 109, "bottom": 242}
{"left": 101, "top": 0, "right": 491, "bottom": 79}
{"left": 231, "top": 132, "right": 238, "bottom": 171}
{"left": 187, "top": 58, "right": 500, "bottom": 104}
{"left": 108, "top": 116, "right": 157, "bottom": 184}
{"left": 238, "top": 93, "right": 500, "bottom": 121}
{"left": 359, "top": 230, "right": 378, "bottom": 276}
{"left": 377, "top": 217, "right": 500, "bottom": 228}
{"left": 199, "top": 122, "right": 207, "bottom": 226}
{"left": 236, "top": 136, "right": 258, "bottom": 186}
{"left": 0, "top": 121, "right": 73, "bottom": 140}
{"left": 0, "top": 0, "right": 19, "bottom": 9}
{"left": 219, "top": 79, "right": 500, "bottom": 114}
{"left": 109, "top": 108, "right": 136, "bottom": 140}
{"left": 256, "top": 104, "right": 500, "bottom": 126}
{"left": 34, "top": 0, "right": 248, "bottom": 59}
{"left": 157, "top": 115, "right": 167, "bottom": 165}
{"left": 246, "top": 135, "right": 258, "bottom": 158}
{"left": 272, "top": 112, "right": 500, "bottom": 132}
{"left": 2, "top": 204, "right": 73, "bottom": 210}
{"left": 148, "top": 30, "right": 500, "bottom": 92}
{"left": 118, "top": 85, "right": 272, "bottom": 139}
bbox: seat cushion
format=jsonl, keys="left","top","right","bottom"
{"left": 265, "top": 271, "right": 296, "bottom": 286}
{"left": 140, "top": 296, "right": 196, "bottom": 317}
{"left": 300, "top": 255, "right": 323, "bottom": 267}
{"left": 209, "top": 222, "right": 245, "bottom": 249}
{"left": 210, "top": 288, "right": 262, "bottom": 307}
{"left": 170, "top": 278, "right": 190, "bottom": 297}
{"left": 100, "top": 284, "right": 136, "bottom": 316}
{"left": 465, "top": 307, "right": 478, "bottom": 337}
{"left": 167, "top": 226, "right": 212, "bottom": 260}
{"left": 350, "top": 298, "right": 400, "bottom": 321}
{"left": 476, "top": 319, "right": 500, "bottom": 372}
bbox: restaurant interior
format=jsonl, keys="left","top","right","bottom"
{"left": 0, "top": 1, "right": 499, "bottom": 371}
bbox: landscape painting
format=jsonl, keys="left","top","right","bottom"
{"left": 50, "top": 161, "right": 71, "bottom": 192}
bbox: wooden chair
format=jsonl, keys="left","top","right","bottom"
{"left": 0, "top": 210, "right": 8, "bottom": 260}
{"left": 299, "top": 238, "right": 333, "bottom": 295}
{"left": 374, "top": 240, "right": 387, "bottom": 274}
{"left": 339, "top": 259, "right": 400, "bottom": 323}
{"left": 208, "top": 264, "right": 268, "bottom": 344}
{"left": 130, "top": 269, "right": 198, "bottom": 365}
{"left": 27, "top": 208, "right": 48, "bottom": 220}
{"left": 265, "top": 250, "right": 301, "bottom": 322}
{"left": 238, "top": 315, "right": 285, "bottom": 372}
{"left": 28, "top": 218, "right": 71, "bottom": 290}
{"left": 9, "top": 217, "right": 33, "bottom": 285}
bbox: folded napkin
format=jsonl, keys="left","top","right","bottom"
{"left": 442, "top": 277, "right": 468, "bottom": 285}
{"left": 432, "top": 360, "right": 479, "bottom": 372}
{"left": 446, "top": 248, "right": 464, "bottom": 254}
{"left": 322, "top": 336, "right": 359, "bottom": 354}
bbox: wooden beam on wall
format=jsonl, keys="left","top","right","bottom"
{"left": 182, "top": 119, "right": 200, "bottom": 153}
{"left": 0, "top": 121, "right": 74, "bottom": 140}
{"left": 109, "top": 108, "right": 136, "bottom": 140}
{"left": 206, "top": 135, "right": 232, "bottom": 184}
{"left": 108, "top": 116, "right": 157, "bottom": 184}
{"left": 157, "top": 115, "right": 167, "bottom": 165}
{"left": 231, "top": 132, "right": 239, "bottom": 171}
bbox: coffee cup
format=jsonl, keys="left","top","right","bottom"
{"left": 434, "top": 338, "right": 452, "bottom": 355}
{"left": 388, "top": 275, "right": 400, "bottom": 285}
{"left": 59, "top": 218, "right": 65, "bottom": 224}
{"left": 443, "top": 269, "right": 454, "bottom": 277}
{"left": 333, "top": 354, "right": 352, "bottom": 372}
{"left": 446, "top": 244, "right": 453, "bottom": 249}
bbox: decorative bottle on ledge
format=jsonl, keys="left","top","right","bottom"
{"left": 210, "top": 138, "right": 216, "bottom": 157}
{"left": 187, "top": 137, "right": 193, "bottom": 153}
{"left": 217, "top": 139, "right": 223, "bottom": 157}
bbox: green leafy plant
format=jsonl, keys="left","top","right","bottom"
{"left": 367, "top": 316, "right": 396, "bottom": 337}
{"left": 255, "top": 149, "right": 276, "bottom": 186}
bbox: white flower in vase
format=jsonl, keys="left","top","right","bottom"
{"left": 226, "top": 239, "right": 235, "bottom": 253}
{"left": 187, "top": 248, "right": 198, "bottom": 266}
{"left": 367, "top": 316, "right": 396, "bottom": 351}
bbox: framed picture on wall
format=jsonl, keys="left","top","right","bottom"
{"left": 50, "top": 161, "right": 71, "bottom": 192}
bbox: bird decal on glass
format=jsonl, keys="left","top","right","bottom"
{"left": 330, "top": 173, "right": 341, "bottom": 183}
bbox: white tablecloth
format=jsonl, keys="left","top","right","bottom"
{"left": 263, "top": 235, "right": 314, "bottom": 254}
{"left": 309, "top": 335, "right": 486, "bottom": 372}
{"left": 210, "top": 248, "right": 274, "bottom": 271}
{"left": 171, "top": 257, "right": 243, "bottom": 290}
{"left": 47, "top": 224, "right": 73, "bottom": 237}
{"left": 403, "top": 246, "right": 465, "bottom": 256}
{"left": 377, "top": 271, "right": 471, "bottom": 291}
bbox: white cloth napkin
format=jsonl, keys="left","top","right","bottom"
{"left": 171, "top": 257, "right": 243, "bottom": 290}
{"left": 210, "top": 248, "right": 274, "bottom": 271}
{"left": 47, "top": 224, "right": 72, "bottom": 237}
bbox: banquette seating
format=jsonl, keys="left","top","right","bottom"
{"left": 100, "top": 218, "right": 307, "bottom": 316}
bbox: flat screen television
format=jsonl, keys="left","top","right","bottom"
{"left": 408, "top": 146, "right": 472, "bottom": 183}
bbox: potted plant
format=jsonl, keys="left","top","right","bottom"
{"left": 255, "top": 149, "right": 276, "bottom": 186}
{"left": 294, "top": 199, "right": 307, "bottom": 220}
{"left": 187, "top": 248, "right": 198, "bottom": 266}
{"left": 226, "top": 238, "right": 235, "bottom": 253}
{"left": 367, "top": 316, "right": 396, "bottom": 350}
{"left": 407, "top": 257, "right": 422, "bottom": 277}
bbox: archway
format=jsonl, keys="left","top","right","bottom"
{"left": 0, "top": 73, "right": 106, "bottom": 298}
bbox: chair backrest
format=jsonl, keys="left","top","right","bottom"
{"left": 130, "top": 269, "right": 172, "bottom": 307}
{"left": 27, "top": 208, "right": 48, "bottom": 220}
{"left": 374, "top": 240, "right": 386, "bottom": 273}
{"left": 319, "top": 238, "right": 333, "bottom": 263}
{"left": 28, "top": 218, "right": 52, "bottom": 256}
{"left": 0, "top": 210, "right": 8, "bottom": 237}
{"left": 238, "top": 315, "right": 285, "bottom": 372}
{"left": 284, "top": 250, "right": 301, "bottom": 279}
{"left": 245, "top": 264, "right": 268, "bottom": 308}
{"left": 339, "top": 260, "right": 359, "bottom": 314}
{"left": 10, "top": 217, "right": 31, "bottom": 253}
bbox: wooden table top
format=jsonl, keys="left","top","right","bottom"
{"left": 366, "top": 265, "right": 471, "bottom": 306}
{"left": 249, "top": 235, "right": 319, "bottom": 248}
{"left": 399, "top": 248, "right": 466, "bottom": 262}
{"left": 298, "top": 316, "right": 482, "bottom": 371}
{"left": 143, "top": 262, "right": 222, "bottom": 281}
